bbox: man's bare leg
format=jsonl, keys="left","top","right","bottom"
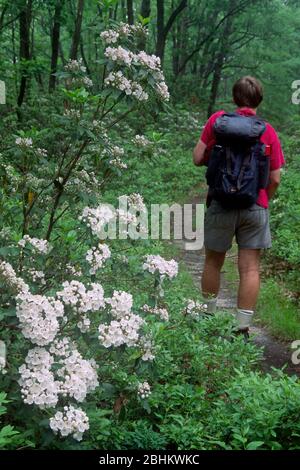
{"left": 236, "top": 248, "right": 261, "bottom": 330}
{"left": 201, "top": 248, "right": 226, "bottom": 312}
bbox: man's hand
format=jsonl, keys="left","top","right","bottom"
{"left": 267, "top": 169, "right": 281, "bottom": 200}
{"left": 193, "top": 139, "right": 207, "bottom": 166}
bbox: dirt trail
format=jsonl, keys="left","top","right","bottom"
{"left": 173, "top": 192, "right": 300, "bottom": 377}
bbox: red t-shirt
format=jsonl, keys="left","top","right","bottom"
{"left": 200, "top": 107, "right": 285, "bottom": 208}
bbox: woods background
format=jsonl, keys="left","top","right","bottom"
{"left": 1, "top": 0, "right": 300, "bottom": 124}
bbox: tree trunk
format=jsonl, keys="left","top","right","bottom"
{"left": 12, "top": 19, "right": 18, "bottom": 96}
{"left": 0, "top": 3, "right": 9, "bottom": 32}
{"left": 127, "top": 0, "right": 134, "bottom": 24}
{"left": 156, "top": 0, "right": 165, "bottom": 60}
{"left": 141, "top": 0, "right": 151, "bottom": 18}
{"left": 120, "top": 0, "right": 126, "bottom": 21}
{"left": 207, "top": 0, "right": 237, "bottom": 117}
{"left": 156, "top": 0, "right": 187, "bottom": 63}
{"left": 138, "top": 0, "right": 151, "bottom": 50}
{"left": 69, "top": 0, "right": 84, "bottom": 60}
{"left": 113, "top": 1, "right": 118, "bottom": 20}
{"left": 17, "top": 0, "right": 32, "bottom": 110}
{"left": 49, "top": 0, "right": 63, "bottom": 93}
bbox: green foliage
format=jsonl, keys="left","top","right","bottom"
{"left": 206, "top": 370, "right": 300, "bottom": 450}
{"left": 257, "top": 279, "right": 300, "bottom": 340}
{"left": 269, "top": 141, "right": 300, "bottom": 266}
{"left": 0, "top": 392, "right": 34, "bottom": 450}
{"left": 0, "top": 393, "right": 19, "bottom": 449}
{"left": 0, "top": 4, "right": 300, "bottom": 450}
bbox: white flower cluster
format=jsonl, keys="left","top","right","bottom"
{"left": 105, "top": 71, "right": 132, "bottom": 94}
{"left": 118, "top": 254, "right": 129, "bottom": 264}
{"left": 134, "top": 51, "right": 161, "bottom": 71}
{"left": 71, "top": 76, "right": 93, "bottom": 88}
{"left": 0, "top": 227, "right": 11, "bottom": 240}
{"left": 100, "top": 23, "right": 148, "bottom": 45}
{"left": 143, "top": 255, "right": 178, "bottom": 279}
{"left": 105, "top": 48, "right": 163, "bottom": 74}
{"left": 66, "top": 169, "right": 100, "bottom": 197}
{"left": 57, "top": 350, "right": 98, "bottom": 402}
{"left": 116, "top": 208, "right": 138, "bottom": 229}
{"left": 139, "top": 335, "right": 155, "bottom": 362}
{"left": 49, "top": 337, "right": 74, "bottom": 357}
{"left": 77, "top": 316, "right": 91, "bottom": 333}
{"left": 155, "top": 80, "right": 170, "bottom": 101}
{"left": 120, "top": 193, "right": 147, "bottom": 213}
{"left": 64, "top": 58, "right": 86, "bottom": 73}
{"left": 132, "top": 135, "right": 151, "bottom": 147}
{"left": 25, "top": 173, "right": 46, "bottom": 190}
{"left": 81, "top": 76, "right": 93, "bottom": 88}
{"left": 86, "top": 243, "right": 111, "bottom": 274}
{"left": 49, "top": 406, "right": 89, "bottom": 441}
{"left": 102, "top": 145, "right": 127, "bottom": 169}
{"left": 142, "top": 304, "right": 169, "bottom": 322}
{"left": 79, "top": 205, "right": 115, "bottom": 238}
{"left": 0, "top": 341, "right": 6, "bottom": 374}
{"left": 98, "top": 313, "right": 145, "bottom": 348}
{"left": 16, "top": 137, "right": 33, "bottom": 148}
{"left": 36, "top": 148, "right": 48, "bottom": 158}
{"left": 137, "top": 381, "right": 151, "bottom": 399}
{"left": 105, "top": 71, "right": 148, "bottom": 101}
{"left": 19, "top": 341, "right": 98, "bottom": 416}
{"left": 131, "top": 194, "right": 147, "bottom": 213}
{"left": 106, "top": 290, "right": 133, "bottom": 319}
{"left": 185, "top": 299, "right": 208, "bottom": 319}
{"left": 16, "top": 293, "right": 64, "bottom": 346}
{"left": 57, "top": 281, "right": 105, "bottom": 314}
{"left": 104, "top": 45, "right": 169, "bottom": 102}
{"left": 29, "top": 269, "right": 46, "bottom": 285}
{"left": 66, "top": 264, "right": 83, "bottom": 278}
{"left": 0, "top": 260, "right": 29, "bottom": 294}
{"left": 100, "top": 29, "right": 120, "bottom": 44}
{"left": 105, "top": 46, "right": 134, "bottom": 66}
{"left": 106, "top": 145, "right": 124, "bottom": 157}
{"left": 18, "top": 235, "right": 49, "bottom": 255}
{"left": 64, "top": 108, "right": 81, "bottom": 119}
{"left": 110, "top": 156, "right": 128, "bottom": 169}
{"left": 0, "top": 357, "right": 5, "bottom": 373}
{"left": 19, "top": 348, "right": 59, "bottom": 408}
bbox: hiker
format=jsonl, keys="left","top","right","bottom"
{"left": 193, "top": 76, "right": 285, "bottom": 336}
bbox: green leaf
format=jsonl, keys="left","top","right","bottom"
{"left": 246, "top": 441, "right": 265, "bottom": 450}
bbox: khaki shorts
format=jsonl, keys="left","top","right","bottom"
{"left": 204, "top": 200, "right": 272, "bottom": 252}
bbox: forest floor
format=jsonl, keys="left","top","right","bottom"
{"left": 173, "top": 186, "right": 300, "bottom": 377}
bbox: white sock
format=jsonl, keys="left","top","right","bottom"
{"left": 206, "top": 297, "right": 218, "bottom": 314}
{"left": 236, "top": 309, "right": 254, "bottom": 330}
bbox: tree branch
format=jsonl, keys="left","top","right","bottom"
{"left": 164, "top": 0, "right": 187, "bottom": 39}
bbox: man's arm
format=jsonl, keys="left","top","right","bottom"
{"left": 267, "top": 169, "right": 281, "bottom": 200}
{"left": 193, "top": 139, "right": 207, "bottom": 166}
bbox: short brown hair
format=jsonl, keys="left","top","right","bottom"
{"left": 232, "top": 76, "right": 263, "bottom": 108}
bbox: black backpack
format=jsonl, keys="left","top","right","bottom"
{"left": 205, "top": 112, "right": 270, "bottom": 209}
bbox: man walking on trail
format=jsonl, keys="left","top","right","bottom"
{"left": 193, "top": 76, "right": 285, "bottom": 335}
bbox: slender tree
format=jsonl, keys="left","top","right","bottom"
{"left": 138, "top": 0, "right": 151, "bottom": 50}
{"left": 156, "top": 0, "right": 187, "bottom": 63}
{"left": 49, "top": 0, "right": 64, "bottom": 92}
{"left": 69, "top": 0, "right": 84, "bottom": 60}
{"left": 127, "top": 0, "right": 134, "bottom": 24}
{"left": 17, "top": 0, "right": 32, "bottom": 111}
